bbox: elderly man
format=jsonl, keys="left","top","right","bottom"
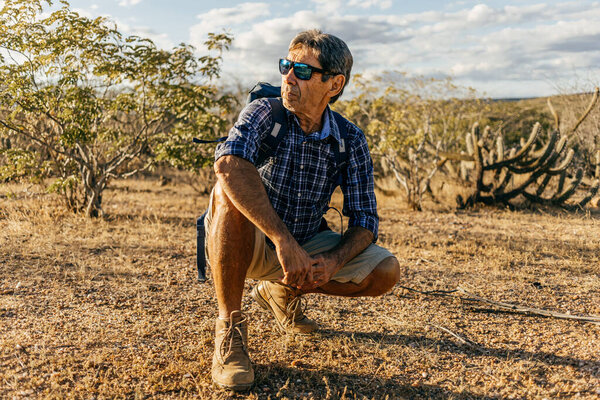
{"left": 205, "top": 29, "right": 400, "bottom": 391}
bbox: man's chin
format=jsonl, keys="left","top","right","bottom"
{"left": 282, "top": 97, "right": 297, "bottom": 111}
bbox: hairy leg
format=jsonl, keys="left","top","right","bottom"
{"left": 302, "top": 256, "right": 401, "bottom": 297}
{"left": 207, "top": 182, "right": 256, "bottom": 319}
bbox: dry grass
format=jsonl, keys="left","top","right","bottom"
{"left": 1, "top": 179, "right": 599, "bottom": 399}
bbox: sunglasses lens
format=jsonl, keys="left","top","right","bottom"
{"left": 293, "top": 64, "right": 312, "bottom": 80}
{"left": 279, "top": 59, "right": 291, "bottom": 75}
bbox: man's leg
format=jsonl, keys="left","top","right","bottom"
{"left": 302, "top": 256, "right": 401, "bottom": 297}
{"left": 207, "top": 182, "right": 256, "bottom": 391}
{"left": 251, "top": 252, "right": 400, "bottom": 335}
{"left": 207, "top": 181, "right": 255, "bottom": 318}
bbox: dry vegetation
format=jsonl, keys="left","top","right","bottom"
{"left": 1, "top": 178, "right": 599, "bottom": 399}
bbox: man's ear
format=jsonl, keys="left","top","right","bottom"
{"left": 329, "top": 74, "right": 345, "bottom": 97}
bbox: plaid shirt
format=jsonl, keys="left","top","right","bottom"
{"left": 215, "top": 98, "right": 378, "bottom": 245}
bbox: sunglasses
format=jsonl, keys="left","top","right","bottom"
{"left": 279, "top": 58, "right": 330, "bottom": 80}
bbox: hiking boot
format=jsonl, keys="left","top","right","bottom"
{"left": 212, "top": 311, "right": 254, "bottom": 391}
{"left": 251, "top": 281, "right": 318, "bottom": 335}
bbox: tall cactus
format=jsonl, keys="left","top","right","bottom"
{"left": 445, "top": 89, "right": 600, "bottom": 210}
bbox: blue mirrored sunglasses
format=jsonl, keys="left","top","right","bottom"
{"left": 279, "top": 58, "right": 329, "bottom": 80}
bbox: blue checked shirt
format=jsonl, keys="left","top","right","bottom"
{"left": 215, "top": 98, "right": 379, "bottom": 245}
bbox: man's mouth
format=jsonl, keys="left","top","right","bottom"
{"left": 282, "top": 85, "right": 299, "bottom": 100}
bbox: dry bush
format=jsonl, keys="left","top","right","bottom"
{"left": 335, "top": 74, "right": 490, "bottom": 211}
{"left": 551, "top": 82, "right": 600, "bottom": 175}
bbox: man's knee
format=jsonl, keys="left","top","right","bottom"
{"left": 212, "top": 182, "right": 248, "bottom": 223}
{"left": 369, "top": 256, "right": 401, "bottom": 295}
{"left": 212, "top": 181, "right": 231, "bottom": 210}
{"left": 208, "top": 181, "right": 254, "bottom": 242}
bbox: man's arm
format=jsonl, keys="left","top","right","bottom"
{"left": 302, "top": 226, "right": 373, "bottom": 289}
{"left": 302, "top": 122, "right": 379, "bottom": 290}
{"left": 214, "top": 154, "right": 317, "bottom": 288}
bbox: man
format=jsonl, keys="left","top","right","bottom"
{"left": 205, "top": 29, "right": 401, "bottom": 391}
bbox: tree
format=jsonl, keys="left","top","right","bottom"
{"left": 0, "top": 0, "right": 233, "bottom": 216}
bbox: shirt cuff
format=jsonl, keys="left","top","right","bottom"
{"left": 348, "top": 213, "right": 379, "bottom": 242}
{"left": 214, "top": 141, "right": 256, "bottom": 165}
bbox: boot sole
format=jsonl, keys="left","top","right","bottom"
{"left": 250, "top": 284, "right": 315, "bottom": 335}
{"left": 213, "top": 381, "right": 253, "bottom": 392}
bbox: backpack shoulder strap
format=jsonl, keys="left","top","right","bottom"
{"left": 256, "top": 97, "right": 288, "bottom": 166}
{"left": 331, "top": 111, "right": 349, "bottom": 186}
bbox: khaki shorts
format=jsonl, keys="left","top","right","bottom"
{"left": 204, "top": 189, "right": 394, "bottom": 284}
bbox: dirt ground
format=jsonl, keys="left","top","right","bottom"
{"left": 1, "top": 179, "right": 599, "bottom": 399}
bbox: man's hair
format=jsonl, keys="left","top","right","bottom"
{"left": 289, "top": 29, "right": 353, "bottom": 104}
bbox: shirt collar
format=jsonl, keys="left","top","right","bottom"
{"left": 296, "top": 105, "right": 341, "bottom": 142}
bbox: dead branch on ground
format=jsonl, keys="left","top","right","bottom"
{"left": 399, "top": 285, "right": 600, "bottom": 325}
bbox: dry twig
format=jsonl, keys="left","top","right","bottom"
{"left": 456, "top": 285, "right": 600, "bottom": 325}
{"left": 398, "top": 285, "right": 458, "bottom": 297}
{"left": 398, "top": 284, "right": 600, "bottom": 325}
{"left": 427, "top": 323, "right": 479, "bottom": 348}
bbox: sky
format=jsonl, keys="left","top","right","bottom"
{"left": 14, "top": 1, "right": 600, "bottom": 98}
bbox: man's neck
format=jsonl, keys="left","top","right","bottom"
{"left": 295, "top": 108, "right": 326, "bottom": 135}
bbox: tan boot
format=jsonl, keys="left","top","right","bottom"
{"left": 211, "top": 311, "right": 254, "bottom": 391}
{"left": 251, "top": 281, "right": 318, "bottom": 335}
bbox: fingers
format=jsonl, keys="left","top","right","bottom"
{"left": 281, "top": 261, "right": 314, "bottom": 288}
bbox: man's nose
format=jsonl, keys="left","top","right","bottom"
{"left": 283, "top": 67, "right": 296, "bottom": 85}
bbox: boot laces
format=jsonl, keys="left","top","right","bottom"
{"left": 284, "top": 294, "right": 306, "bottom": 329}
{"left": 219, "top": 317, "right": 247, "bottom": 360}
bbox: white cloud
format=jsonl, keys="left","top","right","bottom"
{"left": 189, "top": 2, "right": 270, "bottom": 48}
{"left": 197, "top": 1, "right": 600, "bottom": 98}
{"left": 310, "top": 0, "right": 343, "bottom": 14}
{"left": 118, "top": 0, "right": 143, "bottom": 7}
{"left": 113, "top": 18, "right": 175, "bottom": 49}
{"left": 348, "top": 0, "right": 392, "bottom": 10}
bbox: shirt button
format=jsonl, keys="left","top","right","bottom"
{"left": 297, "top": 192, "right": 301, "bottom": 198}
{"left": 295, "top": 218, "right": 298, "bottom": 222}
{"left": 300, "top": 165, "right": 304, "bottom": 170}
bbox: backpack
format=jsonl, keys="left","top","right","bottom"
{"left": 195, "top": 82, "right": 349, "bottom": 282}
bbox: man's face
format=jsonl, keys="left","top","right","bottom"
{"left": 280, "top": 46, "right": 333, "bottom": 119}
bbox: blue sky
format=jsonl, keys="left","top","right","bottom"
{"left": 35, "top": 1, "right": 600, "bottom": 97}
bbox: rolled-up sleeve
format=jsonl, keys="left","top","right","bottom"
{"left": 215, "top": 99, "right": 272, "bottom": 165}
{"left": 341, "top": 129, "right": 379, "bottom": 241}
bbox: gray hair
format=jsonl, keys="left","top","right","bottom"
{"left": 289, "top": 29, "right": 353, "bottom": 103}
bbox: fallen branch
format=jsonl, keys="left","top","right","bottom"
{"left": 383, "top": 315, "right": 478, "bottom": 348}
{"left": 427, "top": 323, "right": 479, "bottom": 348}
{"left": 457, "top": 285, "right": 600, "bottom": 325}
{"left": 398, "top": 285, "right": 458, "bottom": 297}
{"left": 398, "top": 284, "right": 600, "bottom": 325}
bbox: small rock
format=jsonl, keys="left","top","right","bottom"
{"left": 182, "top": 373, "right": 192, "bottom": 379}
{"left": 421, "top": 372, "right": 428, "bottom": 379}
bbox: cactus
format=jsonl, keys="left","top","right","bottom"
{"left": 449, "top": 90, "right": 600, "bottom": 210}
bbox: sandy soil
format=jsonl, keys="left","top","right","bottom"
{"left": 1, "top": 179, "right": 599, "bottom": 399}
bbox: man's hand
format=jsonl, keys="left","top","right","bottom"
{"left": 276, "top": 240, "right": 318, "bottom": 289}
{"left": 299, "top": 252, "right": 340, "bottom": 290}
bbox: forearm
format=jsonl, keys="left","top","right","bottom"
{"left": 214, "top": 155, "right": 294, "bottom": 247}
{"left": 323, "top": 226, "right": 374, "bottom": 272}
